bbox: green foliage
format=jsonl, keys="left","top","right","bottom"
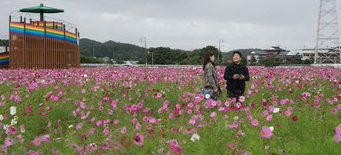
{"left": 241, "top": 57, "right": 247, "bottom": 66}
{"left": 0, "top": 39, "right": 9, "bottom": 46}
{"left": 116, "top": 60, "right": 124, "bottom": 64}
{"left": 258, "top": 58, "right": 275, "bottom": 67}
{"left": 147, "top": 47, "right": 189, "bottom": 65}
{"left": 180, "top": 45, "right": 219, "bottom": 65}
{"left": 303, "top": 59, "right": 312, "bottom": 64}
{"left": 80, "top": 55, "right": 103, "bottom": 63}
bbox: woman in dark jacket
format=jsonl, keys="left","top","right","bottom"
{"left": 202, "top": 51, "right": 222, "bottom": 100}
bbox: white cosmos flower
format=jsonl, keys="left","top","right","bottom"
{"left": 13, "top": 115, "right": 18, "bottom": 120}
{"left": 273, "top": 108, "right": 280, "bottom": 113}
{"left": 83, "top": 74, "right": 88, "bottom": 78}
{"left": 233, "top": 116, "right": 239, "bottom": 120}
{"left": 0, "top": 115, "right": 3, "bottom": 121}
{"left": 3, "top": 124, "right": 9, "bottom": 131}
{"left": 269, "top": 126, "right": 274, "bottom": 131}
{"left": 205, "top": 94, "right": 210, "bottom": 99}
{"left": 68, "top": 125, "right": 73, "bottom": 128}
{"left": 190, "top": 134, "right": 200, "bottom": 142}
{"left": 10, "top": 106, "right": 16, "bottom": 115}
{"left": 11, "top": 119, "right": 17, "bottom": 126}
{"left": 21, "top": 128, "right": 25, "bottom": 133}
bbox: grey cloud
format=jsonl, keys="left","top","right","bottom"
{"left": 0, "top": 0, "right": 338, "bottom": 51}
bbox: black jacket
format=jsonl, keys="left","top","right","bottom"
{"left": 223, "top": 63, "right": 250, "bottom": 95}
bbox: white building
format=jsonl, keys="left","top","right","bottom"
{"left": 247, "top": 51, "right": 268, "bottom": 64}
{"left": 0, "top": 46, "right": 7, "bottom": 53}
{"left": 301, "top": 48, "right": 329, "bottom": 60}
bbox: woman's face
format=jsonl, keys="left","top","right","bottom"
{"left": 210, "top": 55, "right": 215, "bottom": 62}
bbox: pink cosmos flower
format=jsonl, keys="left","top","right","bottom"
{"left": 133, "top": 133, "right": 145, "bottom": 146}
{"left": 227, "top": 142, "right": 236, "bottom": 150}
{"left": 251, "top": 119, "right": 258, "bottom": 126}
{"left": 266, "top": 115, "right": 273, "bottom": 121}
{"left": 247, "top": 115, "right": 253, "bottom": 120}
{"left": 9, "top": 126, "right": 17, "bottom": 135}
{"left": 96, "top": 121, "right": 102, "bottom": 127}
{"left": 102, "top": 142, "right": 110, "bottom": 149}
{"left": 168, "top": 113, "right": 174, "bottom": 119}
{"left": 114, "top": 119, "right": 119, "bottom": 125}
{"left": 263, "top": 110, "right": 268, "bottom": 116}
{"left": 4, "top": 137, "right": 14, "bottom": 147}
{"left": 76, "top": 123, "right": 83, "bottom": 129}
{"left": 26, "top": 107, "right": 32, "bottom": 112}
{"left": 89, "top": 128, "right": 95, "bottom": 134}
{"left": 120, "top": 127, "right": 126, "bottom": 134}
{"left": 250, "top": 103, "right": 255, "bottom": 108}
{"left": 238, "top": 130, "right": 244, "bottom": 136}
{"left": 136, "top": 123, "right": 141, "bottom": 130}
{"left": 42, "top": 134, "right": 50, "bottom": 141}
{"left": 234, "top": 102, "right": 240, "bottom": 108}
{"left": 335, "top": 124, "right": 341, "bottom": 135}
{"left": 261, "top": 126, "right": 273, "bottom": 138}
{"left": 239, "top": 96, "right": 245, "bottom": 102}
{"left": 146, "top": 125, "right": 152, "bottom": 130}
{"left": 102, "top": 127, "right": 109, "bottom": 135}
{"left": 46, "top": 106, "right": 51, "bottom": 111}
{"left": 33, "top": 137, "right": 42, "bottom": 146}
{"left": 132, "top": 118, "right": 138, "bottom": 124}
{"left": 210, "top": 112, "right": 217, "bottom": 118}
{"left": 188, "top": 103, "right": 194, "bottom": 108}
{"left": 88, "top": 143, "right": 97, "bottom": 150}
{"left": 284, "top": 111, "right": 291, "bottom": 117}
{"left": 332, "top": 108, "right": 338, "bottom": 114}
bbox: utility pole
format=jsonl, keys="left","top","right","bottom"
{"left": 219, "top": 39, "right": 224, "bottom": 63}
{"left": 140, "top": 37, "right": 147, "bottom": 66}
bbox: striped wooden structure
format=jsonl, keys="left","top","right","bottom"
{"left": 0, "top": 47, "right": 9, "bottom": 69}
{"left": 9, "top": 16, "right": 80, "bottom": 69}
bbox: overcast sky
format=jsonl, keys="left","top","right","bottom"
{"left": 0, "top": 0, "right": 340, "bottom": 53}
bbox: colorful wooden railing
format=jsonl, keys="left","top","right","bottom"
{"left": 0, "top": 52, "right": 9, "bottom": 65}
{"left": 10, "top": 22, "right": 77, "bottom": 44}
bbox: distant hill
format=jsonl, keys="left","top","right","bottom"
{"left": 80, "top": 38, "right": 145, "bottom": 61}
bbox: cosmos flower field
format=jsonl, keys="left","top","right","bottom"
{"left": 0, "top": 66, "right": 341, "bottom": 155}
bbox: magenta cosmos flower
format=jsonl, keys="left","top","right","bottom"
{"left": 133, "top": 133, "right": 145, "bottom": 146}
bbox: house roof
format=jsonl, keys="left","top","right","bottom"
{"left": 252, "top": 51, "right": 267, "bottom": 55}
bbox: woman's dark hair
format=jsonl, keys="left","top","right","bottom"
{"left": 232, "top": 51, "right": 243, "bottom": 58}
{"left": 203, "top": 51, "right": 215, "bottom": 70}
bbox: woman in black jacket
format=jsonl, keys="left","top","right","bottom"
{"left": 223, "top": 51, "right": 249, "bottom": 102}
